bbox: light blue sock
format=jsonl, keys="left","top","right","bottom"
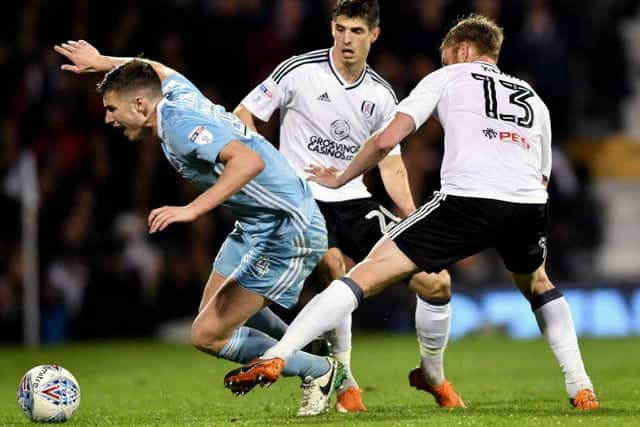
{"left": 219, "top": 327, "right": 329, "bottom": 379}
{"left": 245, "top": 307, "right": 288, "bottom": 340}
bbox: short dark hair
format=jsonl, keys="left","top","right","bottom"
{"left": 97, "top": 59, "right": 161, "bottom": 96}
{"left": 332, "top": 0, "right": 380, "bottom": 29}
{"left": 440, "top": 14, "right": 504, "bottom": 60}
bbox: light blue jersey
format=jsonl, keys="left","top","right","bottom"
{"left": 156, "top": 73, "right": 327, "bottom": 308}
{"left": 158, "top": 73, "right": 320, "bottom": 239}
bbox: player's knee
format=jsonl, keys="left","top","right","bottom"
{"left": 191, "top": 318, "right": 226, "bottom": 354}
{"left": 530, "top": 271, "right": 554, "bottom": 298}
{"left": 410, "top": 270, "right": 451, "bottom": 299}
{"left": 320, "top": 250, "right": 346, "bottom": 281}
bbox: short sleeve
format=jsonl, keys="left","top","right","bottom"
{"left": 374, "top": 87, "right": 401, "bottom": 156}
{"left": 540, "top": 105, "right": 552, "bottom": 178}
{"left": 396, "top": 67, "right": 449, "bottom": 130}
{"left": 240, "top": 57, "right": 297, "bottom": 122}
{"left": 166, "top": 118, "right": 236, "bottom": 165}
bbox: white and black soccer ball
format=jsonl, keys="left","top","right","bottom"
{"left": 17, "top": 364, "right": 81, "bottom": 422}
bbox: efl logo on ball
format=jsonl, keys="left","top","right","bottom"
{"left": 17, "top": 364, "right": 81, "bottom": 422}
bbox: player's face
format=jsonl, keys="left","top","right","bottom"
{"left": 331, "top": 16, "right": 380, "bottom": 66}
{"left": 102, "top": 90, "right": 152, "bottom": 142}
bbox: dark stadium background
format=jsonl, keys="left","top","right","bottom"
{"left": 1, "top": 0, "right": 639, "bottom": 344}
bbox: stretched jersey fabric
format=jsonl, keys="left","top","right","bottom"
{"left": 241, "top": 47, "right": 400, "bottom": 202}
{"left": 156, "top": 73, "right": 318, "bottom": 239}
{"left": 397, "top": 61, "right": 551, "bottom": 204}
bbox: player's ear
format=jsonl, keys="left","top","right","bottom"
{"left": 134, "top": 96, "right": 146, "bottom": 114}
{"left": 458, "top": 41, "right": 472, "bottom": 63}
{"left": 370, "top": 26, "right": 380, "bottom": 43}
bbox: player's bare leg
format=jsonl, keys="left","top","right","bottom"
{"left": 199, "top": 271, "right": 289, "bottom": 341}
{"left": 192, "top": 275, "right": 269, "bottom": 356}
{"left": 192, "top": 275, "right": 334, "bottom": 397}
{"left": 408, "top": 270, "right": 465, "bottom": 408}
{"left": 512, "top": 264, "right": 599, "bottom": 409}
{"left": 316, "top": 247, "right": 366, "bottom": 412}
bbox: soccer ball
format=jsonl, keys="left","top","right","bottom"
{"left": 17, "top": 364, "right": 81, "bottom": 422}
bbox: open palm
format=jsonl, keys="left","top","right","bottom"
{"left": 53, "top": 40, "right": 102, "bottom": 74}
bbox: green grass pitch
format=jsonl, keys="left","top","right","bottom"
{"left": 1, "top": 335, "right": 639, "bottom": 426}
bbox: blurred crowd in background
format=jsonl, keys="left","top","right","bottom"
{"left": 1, "top": 0, "right": 639, "bottom": 342}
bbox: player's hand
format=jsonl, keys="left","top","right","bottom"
{"left": 53, "top": 40, "right": 103, "bottom": 74}
{"left": 305, "top": 165, "right": 343, "bottom": 188}
{"left": 148, "top": 205, "right": 199, "bottom": 234}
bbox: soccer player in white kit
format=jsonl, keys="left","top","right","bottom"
{"left": 231, "top": 14, "right": 600, "bottom": 410}
{"left": 234, "top": 0, "right": 460, "bottom": 412}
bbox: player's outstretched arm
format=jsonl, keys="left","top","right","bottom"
{"left": 148, "top": 141, "right": 265, "bottom": 233}
{"left": 54, "top": 40, "right": 176, "bottom": 81}
{"left": 306, "top": 112, "right": 415, "bottom": 189}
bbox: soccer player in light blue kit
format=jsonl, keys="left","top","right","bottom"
{"left": 54, "top": 40, "right": 345, "bottom": 416}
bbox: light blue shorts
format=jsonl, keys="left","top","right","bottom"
{"left": 213, "top": 208, "right": 327, "bottom": 309}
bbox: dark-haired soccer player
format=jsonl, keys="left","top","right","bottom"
{"left": 234, "top": 0, "right": 460, "bottom": 412}
{"left": 54, "top": 40, "right": 345, "bottom": 416}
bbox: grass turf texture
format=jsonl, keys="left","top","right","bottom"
{"left": 1, "top": 335, "right": 638, "bottom": 426}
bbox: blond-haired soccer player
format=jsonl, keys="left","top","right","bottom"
{"left": 228, "top": 14, "right": 600, "bottom": 410}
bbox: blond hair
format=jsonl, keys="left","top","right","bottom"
{"left": 440, "top": 14, "right": 504, "bottom": 60}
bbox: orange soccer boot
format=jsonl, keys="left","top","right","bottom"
{"left": 408, "top": 367, "right": 465, "bottom": 408}
{"left": 336, "top": 386, "right": 366, "bottom": 413}
{"left": 570, "top": 389, "right": 600, "bottom": 410}
{"left": 224, "top": 358, "right": 285, "bottom": 396}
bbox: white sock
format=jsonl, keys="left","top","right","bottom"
{"left": 263, "top": 279, "right": 360, "bottom": 361}
{"left": 534, "top": 296, "right": 594, "bottom": 398}
{"left": 334, "top": 349, "right": 359, "bottom": 391}
{"left": 415, "top": 296, "right": 451, "bottom": 386}
{"left": 323, "top": 315, "right": 359, "bottom": 390}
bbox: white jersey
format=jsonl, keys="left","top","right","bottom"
{"left": 241, "top": 48, "right": 400, "bottom": 202}
{"left": 397, "top": 61, "right": 552, "bottom": 204}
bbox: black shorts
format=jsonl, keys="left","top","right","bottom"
{"left": 389, "top": 192, "right": 548, "bottom": 274}
{"left": 316, "top": 198, "right": 398, "bottom": 262}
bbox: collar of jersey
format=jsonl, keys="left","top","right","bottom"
{"left": 472, "top": 60, "right": 500, "bottom": 70}
{"left": 156, "top": 97, "right": 168, "bottom": 141}
{"left": 328, "top": 47, "right": 367, "bottom": 89}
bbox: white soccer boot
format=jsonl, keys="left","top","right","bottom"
{"left": 296, "top": 357, "right": 346, "bottom": 416}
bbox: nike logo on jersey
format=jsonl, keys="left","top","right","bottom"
{"left": 317, "top": 92, "right": 331, "bottom": 102}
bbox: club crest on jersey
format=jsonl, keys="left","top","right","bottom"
{"left": 361, "top": 101, "right": 375, "bottom": 118}
{"left": 259, "top": 84, "right": 273, "bottom": 98}
{"left": 330, "top": 119, "right": 351, "bottom": 141}
{"left": 189, "top": 126, "right": 214, "bottom": 145}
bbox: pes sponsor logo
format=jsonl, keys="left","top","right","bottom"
{"left": 482, "top": 128, "right": 530, "bottom": 150}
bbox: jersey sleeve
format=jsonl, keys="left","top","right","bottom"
{"left": 540, "top": 105, "right": 552, "bottom": 178}
{"left": 375, "top": 87, "right": 402, "bottom": 156}
{"left": 396, "top": 67, "right": 449, "bottom": 130}
{"left": 165, "top": 115, "right": 237, "bottom": 165}
{"left": 240, "top": 57, "right": 298, "bottom": 122}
